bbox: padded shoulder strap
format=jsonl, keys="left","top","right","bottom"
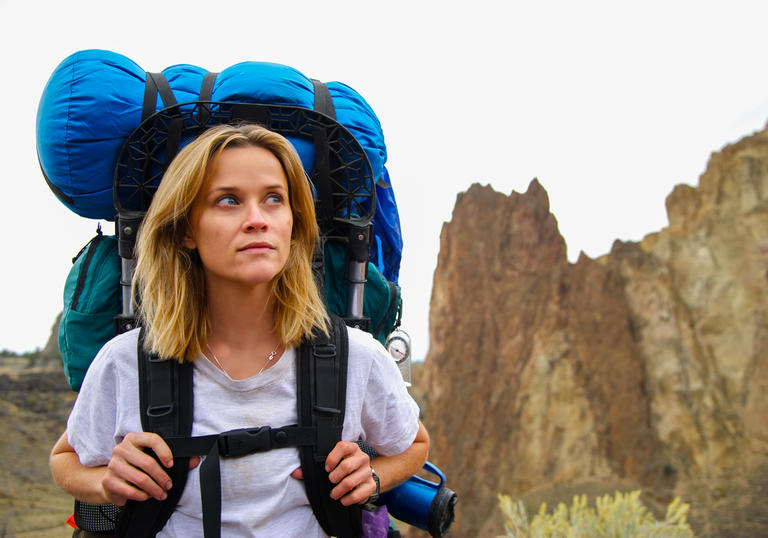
{"left": 114, "top": 328, "right": 194, "bottom": 537}
{"left": 297, "top": 315, "right": 362, "bottom": 537}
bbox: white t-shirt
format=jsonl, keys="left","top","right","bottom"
{"left": 67, "top": 326, "right": 420, "bottom": 537}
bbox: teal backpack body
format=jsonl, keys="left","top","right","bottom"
{"left": 58, "top": 227, "right": 121, "bottom": 391}
{"left": 323, "top": 240, "right": 401, "bottom": 346}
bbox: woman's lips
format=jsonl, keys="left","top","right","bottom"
{"left": 238, "top": 242, "right": 274, "bottom": 252}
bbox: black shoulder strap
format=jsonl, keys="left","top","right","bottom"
{"left": 114, "top": 328, "right": 194, "bottom": 538}
{"left": 298, "top": 315, "right": 362, "bottom": 537}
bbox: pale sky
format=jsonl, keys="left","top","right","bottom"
{"left": 2, "top": 0, "right": 768, "bottom": 361}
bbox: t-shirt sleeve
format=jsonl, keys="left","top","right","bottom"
{"left": 66, "top": 342, "right": 122, "bottom": 467}
{"left": 358, "top": 339, "right": 420, "bottom": 457}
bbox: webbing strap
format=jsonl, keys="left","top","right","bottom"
{"left": 199, "top": 72, "right": 218, "bottom": 102}
{"left": 141, "top": 72, "right": 182, "bottom": 177}
{"left": 197, "top": 72, "right": 219, "bottom": 124}
{"left": 311, "top": 79, "right": 337, "bottom": 228}
{"left": 165, "top": 425, "right": 316, "bottom": 538}
{"left": 311, "top": 79, "right": 336, "bottom": 120}
{"left": 312, "top": 127, "right": 335, "bottom": 225}
{"left": 165, "top": 425, "right": 316, "bottom": 457}
{"left": 142, "top": 72, "right": 178, "bottom": 122}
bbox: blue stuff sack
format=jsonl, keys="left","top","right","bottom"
{"left": 36, "top": 49, "right": 402, "bottom": 283}
{"left": 58, "top": 227, "right": 121, "bottom": 391}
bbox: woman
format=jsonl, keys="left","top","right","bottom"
{"left": 50, "top": 124, "right": 429, "bottom": 536}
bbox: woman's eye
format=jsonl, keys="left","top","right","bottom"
{"left": 216, "top": 195, "right": 238, "bottom": 206}
{"left": 266, "top": 193, "right": 284, "bottom": 205}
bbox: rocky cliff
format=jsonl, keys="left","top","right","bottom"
{"left": 420, "top": 125, "right": 768, "bottom": 537}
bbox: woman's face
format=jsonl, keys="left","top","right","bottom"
{"left": 184, "top": 145, "right": 293, "bottom": 291}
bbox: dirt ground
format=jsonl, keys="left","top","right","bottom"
{"left": 0, "top": 359, "right": 77, "bottom": 537}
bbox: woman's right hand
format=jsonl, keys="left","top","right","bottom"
{"left": 50, "top": 430, "right": 201, "bottom": 506}
{"left": 101, "top": 432, "right": 176, "bottom": 505}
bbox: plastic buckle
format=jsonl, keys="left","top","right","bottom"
{"left": 218, "top": 427, "right": 272, "bottom": 457}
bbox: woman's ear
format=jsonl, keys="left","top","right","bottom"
{"left": 182, "top": 228, "right": 196, "bottom": 250}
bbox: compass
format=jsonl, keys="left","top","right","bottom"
{"left": 385, "top": 330, "right": 411, "bottom": 364}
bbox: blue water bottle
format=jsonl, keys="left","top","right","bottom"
{"left": 378, "top": 461, "right": 457, "bottom": 537}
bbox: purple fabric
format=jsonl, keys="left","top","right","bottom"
{"left": 361, "top": 505, "right": 390, "bottom": 538}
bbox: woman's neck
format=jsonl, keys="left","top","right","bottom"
{"left": 206, "top": 282, "right": 275, "bottom": 338}
{"left": 203, "top": 281, "right": 282, "bottom": 378}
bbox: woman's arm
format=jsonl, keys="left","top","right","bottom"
{"left": 324, "top": 419, "right": 430, "bottom": 506}
{"left": 50, "top": 430, "right": 178, "bottom": 505}
{"left": 370, "top": 419, "right": 429, "bottom": 493}
{"left": 50, "top": 431, "right": 110, "bottom": 504}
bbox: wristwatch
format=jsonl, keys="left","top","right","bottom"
{"left": 368, "top": 467, "right": 380, "bottom": 504}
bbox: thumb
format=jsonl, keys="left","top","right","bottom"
{"left": 189, "top": 456, "right": 201, "bottom": 470}
{"left": 290, "top": 467, "right": 304, "bottom": 480}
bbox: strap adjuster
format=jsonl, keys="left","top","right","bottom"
{"left": 217, "top": 427, "right": 272, "bottom": 457}
{"left": 313, "top": 343, "right": 336, "bottom": 359}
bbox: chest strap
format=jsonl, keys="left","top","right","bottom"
{"left": 164, "top": 425, "right": 317, "bottom": 538}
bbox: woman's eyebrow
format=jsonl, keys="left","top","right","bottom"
{"left": 208, "top": 185, "right": 238, "bottom": 193}
{"left": 264, "top": 183, "right": 288, "bottom": 191}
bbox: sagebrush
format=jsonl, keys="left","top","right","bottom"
{"left": 498, "top": 489, "right": 694, "bottom": 537}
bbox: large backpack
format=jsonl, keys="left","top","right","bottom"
{"left": 40, "top": 51, "right": 404, "bottom": 536}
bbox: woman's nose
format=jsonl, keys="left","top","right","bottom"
{"left": 243, "top": 202, "right": 267, "bottom": 231}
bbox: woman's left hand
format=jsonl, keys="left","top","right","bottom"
{"left": 290, "top": 440, "right": 375, "bottom": 506}
{"left": 325, "top": 441, "right": 376, "bottom": 505}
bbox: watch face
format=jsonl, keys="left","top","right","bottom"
{"left": 387, "top": 336, "right": 409, "bottom": 364}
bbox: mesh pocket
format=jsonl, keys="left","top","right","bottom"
{"left": 73, "top": 500, "right": 122, "bottom": 534}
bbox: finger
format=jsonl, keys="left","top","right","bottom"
{"left": 331, "top": 466, "right": 375, "bottom": 506}
{"left": 290, "top": 467, "right": 304, "bottom": 480}
{"left": 106, "top": 457, "right": 169, "bottom": 501}
{"left": 102, "top": 473, "right": 152, "bottom": 505}
{"left": 324, "top": 441, "right": 359, "bottom": 473}
{"left": 111, "top": 444, "right": 173, "bottom": 494}
{"left": 327, "top": 450, "right": 368, "bottom": 485}
{"left": 189, "top": 456, "right": 201, "bottom": 470}
{"left": 123, "top": 432, "right": 175, "bottom": 468}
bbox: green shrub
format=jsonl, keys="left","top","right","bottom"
{"left": 498, "top": 489, "right": 694, "bottom": 537}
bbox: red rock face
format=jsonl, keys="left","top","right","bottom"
{"left": 419, "top": 127, "right": 768, "bottom": 537}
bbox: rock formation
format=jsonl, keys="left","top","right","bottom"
{"left": 419, "top": 125, "right": 768, "bottom": 537}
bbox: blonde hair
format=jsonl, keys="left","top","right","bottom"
{"left": 133, "top": 124, "right": 328, "bottom": 361}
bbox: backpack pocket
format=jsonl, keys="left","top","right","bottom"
{"left": 58, "top": 230, "right": 121, "bottom": 391}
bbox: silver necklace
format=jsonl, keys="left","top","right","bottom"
{"left": 206, "top": 341, "right": 281, "bottom": 376}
